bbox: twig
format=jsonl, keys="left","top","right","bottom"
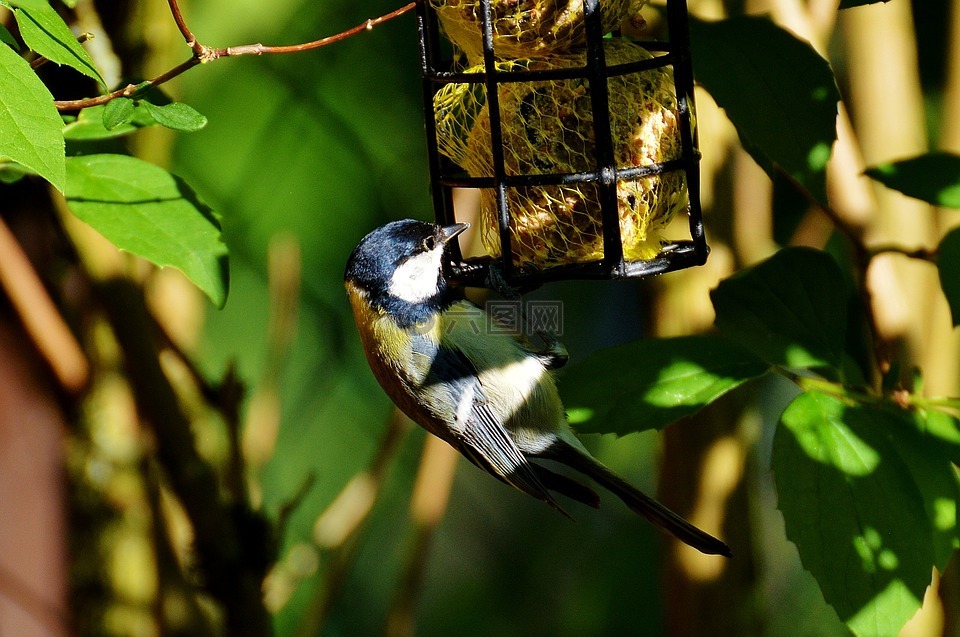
{"left": 167, "top": 0, "right": 202, "bottom": 54}
{"left": 223, "top": 2, "right": 416, "bottom": 56}
{"left": 55, "top": 2, "right": 416, "bottom": 112}
{"left": 55, "top": 57, "right": 201, "bottom": 111}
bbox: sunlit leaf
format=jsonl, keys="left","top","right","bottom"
{"left": 690, "top": 16, "right": 840, "bottom": 201}
{"left": 865, "top": 153, "right": 960, "bottom": 208}
{"left": 64, "top": 154, "right": 229, "bottom": 307}
{"left": 12, "top": 2, "right": 104, "bottom": 86}
{"left": 0, "top": 40, "right": 65, "bottom": 190}
{"left": 920, "top": 408, "right": 960, "bottom": 467}
{"left": 774, "top": 391, "right": 960, "bottom": 637}
{"left": 559, "top": 335, "right": 768, "bottom": 435}
{"left": 1, "top": 0, "right": 47, "bottom": 10}
{"left": 711, "top": 247, "right": 849, "bottom": 370}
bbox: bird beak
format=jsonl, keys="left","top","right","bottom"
{"left": 440, "top": 223, "right": 469, "bottom": 244}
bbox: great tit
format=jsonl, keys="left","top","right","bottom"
{"left": 344, "top": 219, "right": 731, "bottom": 557}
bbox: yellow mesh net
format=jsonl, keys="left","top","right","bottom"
{"left": 434, "top": 39, "right": 689, "bottom": 269}
{"left": 430, "top": 0, "right": 648, "bottom": 61}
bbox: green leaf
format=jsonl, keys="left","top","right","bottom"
{"left": 773, "top": 391, "right": 960, "bottom": 637}
{"left": 0, "top": 41, "right": 65, "bottom": 190}
{"left": 0, "top": 23, "right": 20, "bottom": 50}
{"left": 690, "top": 16, "right": 840, "bottom": 201}
{"left": 142, "top": 101, "right": 208, "bottom": 133}
{"left": 938, "top": 228, "right": 960, "bottom": 327}
{"left": 2, "top": 0, "right": 48, "bottom": 10}
{"left": 64, "top": 154, "right": 229, "bottom": 307}
{"left": 63, "top": 100, "right": 163, "bottom": 141}
{"left": 711, "top": 247, "right": 849, "bottom": 370}
{"left": 0, "top": 161, "right": 31, "bottom": 183}
{"left": 102, "top": 97, "right": 134, "bottom": 130}
{"left": 864, "top": 152, "right": 960, "bottom": 208}
{"left": 558, "top": 335, "right": 769, "bottom": 435}
{"left": 919, "top": 409, "right": 960, "bottom": 467}
{"left": 13, "top": 3, "right": 104, "bottom": 87}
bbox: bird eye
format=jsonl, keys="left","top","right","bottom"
{"left": 422, "top": 236, "right": 437, "bottom": 251}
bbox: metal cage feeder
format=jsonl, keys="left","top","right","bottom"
{"left": 416, "top": 0, "right": 707, "bottom": 289}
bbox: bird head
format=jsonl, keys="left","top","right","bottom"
{"left": 344, "top": 219, "right": 469, "bottom": 318}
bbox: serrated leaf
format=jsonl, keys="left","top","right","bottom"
{"left": 0, "top": 41, "right": 65, "bottom": 190}
{"left": 773, "top": 391, "right": 960, "bottom": 637}
{"left": 711, "top": 247, "right": 849, "bottom": 370}
{"left": 558, "top": 335, "right": 769, "bottom": 435}
{"left": 690, "top": 16, "right": 840, "bottom": 201}
{"left": 142, "top": 101, "right": 207, "bottom": 133}
{"left": 937, "top": 228, "right": 960, "bottom": 326}
{"left": 864, "top": 152, "right": 960, "bottom": 208}
{"left": 14, "top": 3, "right": 104, "bottom": 87}
{"left": 102, "top": 97, "right": 134, "bottom": 130}
{"left": 64, "top": 154, "right": 229, "bottom": 307}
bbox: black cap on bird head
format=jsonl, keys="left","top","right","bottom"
{"left": 344, "top": 219, "right": 468, "bottom": 318}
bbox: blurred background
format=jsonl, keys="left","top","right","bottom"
{"left": 1, "top": 0, "right": 958, "bottom": 635}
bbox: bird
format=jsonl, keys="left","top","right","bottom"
{"left": 343, "top": 218, "right": 731, "bottom": 557}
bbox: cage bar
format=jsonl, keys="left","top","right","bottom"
{"left": 416, "top": 0, "right": 707, "bottom": 288}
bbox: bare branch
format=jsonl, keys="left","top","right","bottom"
{"left": 227, "top": 2, "right": 416, "bottom": 56}
{"left": 55, "top": 57, "right": 201, "bottom": 111}
{"left": 55, "top": 2, "right": 417, "bottom": 112}
{"left": 167, "top": 0, "right": 203, "bottom": 53}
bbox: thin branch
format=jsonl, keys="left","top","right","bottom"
{"left": 167, "top": 0, "right": 202, "bottom": 53}
{"left": 55, "top": 57, "right": 201, "bottom": 111}
{"left": 224, "top": 2, "right": 416, "bottom": 57}
{"left": 55, "top": 2, "right": 416, "bottom": 112}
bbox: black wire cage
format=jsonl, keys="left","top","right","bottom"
{"left": 416, "top": 0, "right": 707, "bottom": 289}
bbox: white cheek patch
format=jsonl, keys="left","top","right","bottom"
{"left": 388, "top": 248, "right": 443, "bottom": 303}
